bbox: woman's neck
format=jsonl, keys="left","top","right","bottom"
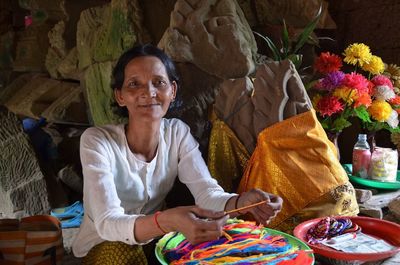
{"left": 125, "top": 119, "right": 161, "bottom": 162}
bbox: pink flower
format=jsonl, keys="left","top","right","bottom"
{"left": 371, "top": 75, "right": 393, "bottom": 89}
{"left": 342, "top": 72, "right": 370, "bottom": 95}
{"left": 371, "top": 75, "right": 395, "bottom": 100}
{"left": 317, "top": 95, "right": 344, "bottom": 117}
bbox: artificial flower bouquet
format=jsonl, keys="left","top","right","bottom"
{"left": 310, "top": 43, "right": 400, "bottom": 133}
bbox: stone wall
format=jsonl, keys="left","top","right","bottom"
{"left": 328, "top": 0, "right": 400, "bottom": 65}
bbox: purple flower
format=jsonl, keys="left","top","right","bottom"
{"left": 318, "top": 71, "right": 345, "bottom": 92}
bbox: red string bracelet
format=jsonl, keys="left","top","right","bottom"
{"left": 154, "top": 211, "right": 167, "bottom": 234}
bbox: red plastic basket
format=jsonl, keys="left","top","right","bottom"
{"left": 293, "top": 216, "right": 400, "bottom": 262}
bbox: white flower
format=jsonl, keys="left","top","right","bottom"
{"left": 386, "top": 110, "right": 399, "bottom": 128}
{"left": 374, "top": 85, "right": 396, "bottom": 101}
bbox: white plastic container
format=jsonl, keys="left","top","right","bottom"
{"left": 369, "top": 147, "right": 398, "bottom": 182}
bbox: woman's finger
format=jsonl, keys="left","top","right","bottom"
{"left": 190, "top": 207, "right": 225, "bottom": 220}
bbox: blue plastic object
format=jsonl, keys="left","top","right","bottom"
{"left": 60, "top": 212, "right": 84, "bottom": 229}
{"left": 50, "top": 201, "right": 83, "bottom": 219}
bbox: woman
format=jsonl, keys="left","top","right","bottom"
{"left": 72, "top": 44, "right": 283, "bottom": 264}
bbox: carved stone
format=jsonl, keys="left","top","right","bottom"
{"left": 57, "top": 47, "right": 81, "bottom": 80}
{"left": 41, "top": 85, "right": 88, "bottom": 124}
{"left": 214, "top": 59, "right": 312, "bottom": 153}
{"left": 0, "top": 73, "right": 43, "bottom": 105}
{"left": 0, "top": 107, "right": 51, "bottom": 217}
{"left": 76, "top": 0, "right": 146, "bottom": 70}
{"left": 159, "top": 0, "right": 257, "bottom": 79}
{"left": 13, "top": 24, "right": 52, "bottom": 72}
{"left": 18, "top": 0, "right": 67, "bottom": 21}
{"left": 76, "top": 5, "right": 107, "bottom": 69}
{"left": 252, "top": 60, "right": 312, "bottom": 137}
{"left": 83, "top": 61, "right": 121, "bottom": 125}
{"left": 253, "top": 0, "right": 336, "bottom": 29}
{"left": 4, "top": 75, "right": 87, "bottom": 124}
{"left": 45, "top": 21, "right": 67, "bottom": 78}
{"left": 91, "top": 0, "right": 138, "bottom": 63}
{"left": 214, "top": 77, "right": 256, "bottom": 153}
{"left": 389, "top": 196, "right": 400, "bottom": 220}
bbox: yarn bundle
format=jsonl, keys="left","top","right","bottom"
{"left": 160, "top": 219, "right": 313, "bottom": 265}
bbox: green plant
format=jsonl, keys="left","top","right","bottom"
{"left": 254, "top": 5, "right": 322, "bottom": 69}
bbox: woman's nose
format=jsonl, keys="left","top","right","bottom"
{"left": 143, "top": 83, "right": 156, "bottom": 97}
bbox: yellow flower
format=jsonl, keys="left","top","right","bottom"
{"left": 368, "top": 100, "right": 392, "bottom": 121}
{"left": 312, "top": 94, "right": 322, "bottom": 110}
{"left": 362, "top": 55, "right": 384, "bottom": 75}
{"left": 343, "top": 43, "right": 372, "bottom": 67}
{"left": 384, "top": 63, "right": 400, "bottom": 88}
{"left": 384, "top": 63, "right": 400, "bottom": 80}
{"left": 333, "top": 86, "right": 357, "bottom": 105}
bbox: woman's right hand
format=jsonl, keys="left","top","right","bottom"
{"left": 158, "top": 206, "right": 229, "bottom": 245}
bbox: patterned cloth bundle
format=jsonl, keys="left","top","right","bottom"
{"left": 160, "top": 219, "right": 313, "bottom": 264}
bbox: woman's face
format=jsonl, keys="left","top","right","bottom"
{"left": 114, "top": 56, "right": 177, "bottom": 122}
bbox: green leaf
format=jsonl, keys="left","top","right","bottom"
{"left": 287, "top": 54, "right": 303, "bottom": 69}
{"left": 354, "top": 106, "right": 371, "bottom": 122}
{"left": 253, "top": 31, "right": 281, "bottom": 61}
{"left": 320, "top": 120, "right": 330, "bottom": 130}
{"left": 332, "top": 117, "right": 352, "bottom": 132}
{"left": 293, "top": 5, "right": 322, "bottom": 54}
{"left": 281, "top": 20, "right": 289, "bottom": 57}
{"left": 305, "top": 80, "right": 319, "bottom": 90}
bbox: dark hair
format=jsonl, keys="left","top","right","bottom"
{"left": 111, "top": 43, "right": 180, "bottom": 118}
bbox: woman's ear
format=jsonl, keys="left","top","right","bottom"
{"left": 171, "top": 81, "right": 177, "bottom": 101}
{"left": 114, "top": 89, "right": 125, "bottom": 106}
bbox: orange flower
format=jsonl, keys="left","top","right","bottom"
{"left": 354, "top": 93, "right": 372, "bottom": 108}
{"left": 389, "top": 95, "right": 400, "bottom": 105}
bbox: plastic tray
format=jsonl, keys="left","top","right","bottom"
{"left": 343, "top": 164, "right": 400, "bottom": 190}
{"left": 156, "top": 226, "right": 314, "bottom": 264}
{"left": 293, "top": 216, "right": 400, "bottom": 262}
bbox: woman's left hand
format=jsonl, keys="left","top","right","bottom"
{"left": 236, "top": 188, "right": 283, "bottom": 225}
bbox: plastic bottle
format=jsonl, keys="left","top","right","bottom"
{"left": 352, "top": 134, "right": 371, "bottom": 178}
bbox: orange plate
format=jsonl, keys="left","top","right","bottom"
{"left": 293, "top": 216, "right": 400, "bottom": 262}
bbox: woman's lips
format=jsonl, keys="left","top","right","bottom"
{"left": 139, "top": 103, "right": 161, "bottom": 108}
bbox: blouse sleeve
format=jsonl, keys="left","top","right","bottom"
{"left": 80, "top": 127, "right": 150, "bottom": 245}
{"left": 175, "top": 122, "right": 236, "bottom": 211}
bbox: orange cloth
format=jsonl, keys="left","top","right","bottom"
{"left": 238, "top": 110, "right": 358, "bottom": 228}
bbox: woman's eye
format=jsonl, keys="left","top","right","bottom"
{"left": 154, "top": 80, "right": 167, "bottom": 87}
{"left": 127, "top": 81, "right": 139, "bottom": 88}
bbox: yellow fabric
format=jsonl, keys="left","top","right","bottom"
{"left": 276, "top": 182, "right": 358, "bottom": 234}
{"left": 208, "top": 116, "right": 250, "bottom": 193}
{"left": 238, "top": 110, "right": 359, "bottom": 228}
{"left": 82, "top": 241, "right": 148, "bottom": 265}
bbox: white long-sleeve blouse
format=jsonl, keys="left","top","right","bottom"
{"left": 72, "top": 118, "right": 235, "bottom": 257}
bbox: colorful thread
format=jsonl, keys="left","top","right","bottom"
{"left": 161, "top": 219, "right": 313, "bottom": 265}
{"left": 306, "top": 217, "right": 359, "bottom": 244}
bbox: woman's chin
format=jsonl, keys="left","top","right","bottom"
{"left": 136, "top": 111, "right": 165, "bottom": 121}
